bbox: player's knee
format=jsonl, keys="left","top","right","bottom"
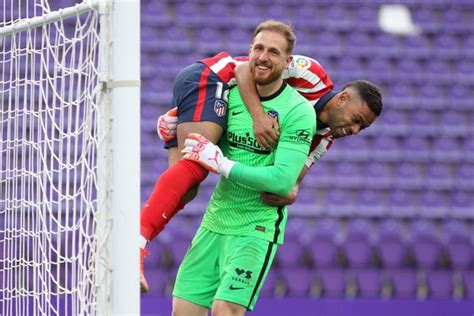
{"left": 211, "top": 300, "right": 245, "bottom": 316}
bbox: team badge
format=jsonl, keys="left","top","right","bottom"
{"left": 294, "top": 56, "right": 311, "bottom": 69}
{"left": 267, "top": 109, "right": 279, "bottom": 121}
{"left": 214, "top": 99, "right": 227, "bottom": 117}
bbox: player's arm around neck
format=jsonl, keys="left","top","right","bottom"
{"left": 235, "top": 62, "right": 279, "bottom": 149}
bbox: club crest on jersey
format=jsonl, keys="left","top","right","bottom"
{"left": 214, "top": 100, "right": 227, "bottom": 117}
{"left": 294, "top": 56, "right": 311, "bottom": 69}
{"left": 267, "top": 109, "right": 279, "bottom": 121}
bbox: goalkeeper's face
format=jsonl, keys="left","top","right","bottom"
{"left": 249, "top": 30, "right": 292, "bottom": 86}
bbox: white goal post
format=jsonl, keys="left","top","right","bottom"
{"left": 0, "top": 0, "right": 140, "bottom": 315}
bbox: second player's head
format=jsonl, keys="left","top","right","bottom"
{"left": 249, "top": 20, "right": 295, "bottom": 87}
{"left": 322, "top": 80, "right": 383, "bottom": 139}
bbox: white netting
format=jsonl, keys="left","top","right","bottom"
{"left": 0, "top": 1, "right": 107, "bottom": 315}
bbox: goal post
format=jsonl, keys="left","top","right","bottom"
{"left": 0, "top": 0, "right": 140, "bottom": 315}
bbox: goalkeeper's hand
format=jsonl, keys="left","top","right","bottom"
{"left": 182, "top": 133, "right": 236, "bottom": 178}
{"left": 157, "top": 107, "right": 178, "bottom": 142}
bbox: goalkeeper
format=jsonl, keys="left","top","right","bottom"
{"left": 170, "top": 20, "right": 314, "bottom": 315}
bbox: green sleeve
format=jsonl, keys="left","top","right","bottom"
{"left": 228, "top": 145, "right": 308, "bottom": 196}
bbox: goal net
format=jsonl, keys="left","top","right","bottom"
{"left": 0, "top": 0, "right": 132, "bottom": 315}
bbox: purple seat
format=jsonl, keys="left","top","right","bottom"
{"left": 447, "top": 84, "right": 471, "bottom": 109}
{"left": 378, "top": 109, "right": 409, "bottom": 136}
{"left": 225, "top": 28, "right": 252, "bottom": 54}
{"left": 424, "top": 164, "right": 454, "bottom": 190}
{"left": 308, "top": 218, "right": 341, "bottom": 268}
{"left": 158, "top": 26, "right": 191, "bottom": 51}
{"left": 418, "top": 190, "right": 449, "bottom": 218}
{"left": 393, "top": 162, "right": 423, "bottom": 190}
{"left": 232, "top": 4, "right": 261, "bottom": 26}
{"left": 259, "top": 268, "right": 279, "bottom": 297}
{"left": 418, "top": 84, "right": 445, "bottom": 109}
{"left": 202, "top": 3, "right": 232, "bottom": 25}
{"left": 434, "top": 34, "right": 461, "bottom": 56}
{"left": 388, "top": 189, "right": 417, "bottom": 218}
{"left": 402, "top": 136, "right": 430, "bottom": 162}
{"left": 350, "top": 268, "right": 382, "bottom": 298}
{"left": 325, "top": 189, "right": 355, "bottom": 216}
{"left": 410, "top": 219, "right": 442, "bottom": 269}
{"left": 378, "top": 219, "right": 408, "bottom": 268}
{"left": 455, "top": 59, "right": 474, "bottom": 80}
{"left": 174, "top": 3, "right": 202, "bottom": 25}
{"left": 441, "top": 220, "right": 473, "bottom": 269}
{"left": 386, "top": 268, "right": 418, "bottom": 299}
{"left": 426, "top": 270, "right": 453, "bottom": 299}
{"left": 410, "top": 110, "right": 438, "bottom": 136}
{"left": 455, "top": 163, "right": 474, "bottom": 190}
{"left": 363, "top": 162, "right": 392, "bottom": 189}
{"left": 144, "top": 241, "right": 165, "bottom": 270}
{"left": 281, "top": 267, "right": 312, "bottom": 297}
{"left": 342, "top": 218, "right": 375, "bottom": 268}
{"left": 332, "top": 162, "right": 362, "bottom": 188}
{"left": 394, "top": 60, "right": 423, "bottom": 82}
{"left": 463, "top": 138, "right": 474, "bottom": 161}
{"left": 144, "top": 267, "right": 168, "bottom": 296}
{"left": 460, "top": 270, "right": 474, "bottom": 300}
{"left": 276, "top": 240, "right": 305, "bottom": 268}
{"left": 317, "top": 268, "right": 346, "bottom": 297}
{"left": 333, "top": 136, "right": 370, "bottom": 161}
{"left": 194, "top": 28, "right": 226, "bottom": 53}
{"left": 355, "top": 189, "right": 386, "bottom": 217}
{"left": 402, "top": 36, "right": 431, "bottom": 57}
{"left": 450, "top": 191, "right": 474, "bottom": 218}
{"left": 432, "top": 136, "right": 463, "bottom": 163}
{"left": 372, "top": 137, "right": 401, "bottom": 162}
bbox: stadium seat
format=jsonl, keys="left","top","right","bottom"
{"left": 388, "top": 189, "right": 417, "bottom": 218}
{"left": 441, "top": 220, "right": 473, "bottom": 269}
{"left": 410, "top": 110, "right": 438, "bottom": 136}
{"left": 350, "top": 268, "right": 383, "bottom": 298}
{"left": 307, "top": 217, "right": 341, "bottom": 268}
{"left": 276, "top": 240, "right": 306, "bottom": 268}
{"left": 371, "top": 137, "right": 402, "bottom": 162}
{"left": 460, "top": 270, "right": 474, "bottom": 300}
{"left": 432, "top": 136, "right": 463, "bottom": 163}
{"left": 324, "top": 189, "right": 356, "bottom": 217}
{"left": 410, "top": 219, "right": 442, "bottom": 269}
{"left": 317, "top": 268, "right": 346, "bottom": 297}
{"left": 424, "top": 164, "right": 454, "bottom": 190}
{"left": 450, "top": 191, "right": 474, "bottom": 218}
{"left": 363, "top": 162, "right": 392, "bottom": 189}
{"left": 393, "top": 162, "right": 423, "bottom": 190}
{"left": 378, "top": 219, "right": 408, "bottom": 268}
{"left": 259, "top": 268, "right": 279, "bottom": 297}
{"left": 342, "top": 218, "right": 375, "bottom": 268}
{"left": 280, "top": 267, "right": 313, "bottom": 297}
{"left": 332, "top": 162, "right": 362, "bottom": 188}
{"left": 377, "top": 109, "right": 409, "bottom": 136}
{"left": 418, "top": 190, "right": 449, "bottom": 218}
{"left": 455, "top": 163, "right": 474, "bottom": 190}
{"left": 355, "top": 189, "right": 386, "bottom": 217}
{"left": 385, "top": 268, "right": 418, "bottom": 299}
{"left": 425, "top": 270, "right": 453, "bottom": 299}
{"left": 402, "top": 136, "right": 430, "bottom": 162}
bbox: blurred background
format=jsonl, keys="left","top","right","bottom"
{"left": 139, "top": 0, "right": 474, "bottom": 315}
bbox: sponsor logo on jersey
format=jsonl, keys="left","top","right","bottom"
{"left": 228, "top": 131, "right": 271, "bottom": 154}
{"left": 293, "top": 56, "right": 311, "bottom": 69}
{"left": 214, "top": 99, "right": 227, "bottom": 117}
{"left": 288, "top": 129, "right": 312, "bottom": 143}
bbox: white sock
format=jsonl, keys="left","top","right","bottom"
{"left": 139, "top": 235, "right": 148, "bottom": 249}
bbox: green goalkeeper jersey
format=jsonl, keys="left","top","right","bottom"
{"left": 201, "top": 83, "right": 316, "bottom": 244}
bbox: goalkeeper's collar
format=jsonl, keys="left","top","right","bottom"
{"left": 314, "top": 90, "right": 337, "bottom": 129}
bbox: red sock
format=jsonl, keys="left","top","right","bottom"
{"left": 140, "top": 159, "right": 208, "bottom": 241}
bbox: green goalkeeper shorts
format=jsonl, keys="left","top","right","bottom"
{"left": 172, "top": 226, "right": 278, "bottom": 311}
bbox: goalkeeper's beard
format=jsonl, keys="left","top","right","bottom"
{"left": 251, "top": 66, "right": 282, "bottom": 86}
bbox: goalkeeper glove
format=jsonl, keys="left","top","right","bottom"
{"left": 157, "top": 107, "right": 178, "bottom": 142}
{"left": 182, "top": 133, "right": 236, "bottom": 178}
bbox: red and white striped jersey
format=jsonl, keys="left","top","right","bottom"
{"left": 200, "top": 52, "right": 335, "bottom": 168}
{"left": 200, "top": 52, "right": 334, "bottom": 105}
